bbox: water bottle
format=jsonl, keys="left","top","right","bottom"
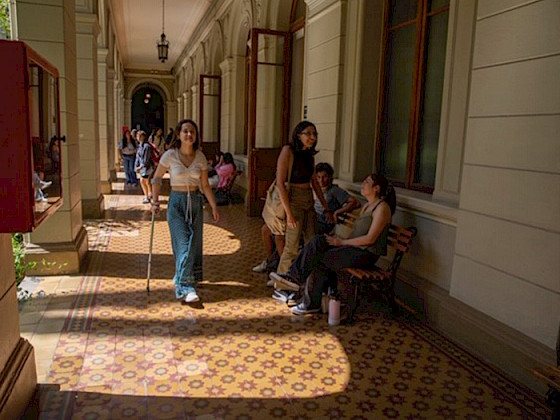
{"left": 328, "top": 295, "right": 341, "bottom": 326}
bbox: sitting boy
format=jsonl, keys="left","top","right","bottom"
{"left": 314, "top": 162, "right": 359, "bottom": 235}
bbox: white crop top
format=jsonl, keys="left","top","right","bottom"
{"left": 158, "top": 149, "right": 208, "bottom": 187}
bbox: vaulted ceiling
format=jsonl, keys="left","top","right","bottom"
{"left": 110, "top": 0, "right": 214, "bottom": 71}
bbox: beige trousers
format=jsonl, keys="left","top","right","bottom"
{"left": 277, "top": 187, "right": 317, "bottom": 274}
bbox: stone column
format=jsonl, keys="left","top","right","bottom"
{"left": 226, "top": 56, "right": 246, "bottom": 154}
{"left": 191, "top": 84, "right": 199, "bottom": 123}
{"left": 167, "top": 100, "right": 177, "bottom": 129}
{"left": 124, "top": 99, "right": 132, "bottom": 131}
{"left": 184, "top": 91, "right": 192, "bottom": 119}
{"left": 219, "top": 58, "right": 233, "bottom": 152}
{"left": 97, "top": 48, "right": 112, "bottom": 194}
{"left": 177, "top": 97, "right": 184, "bottom": 122}
{"left": 304, "top": 0, "right": 348, "bottom": 164}
{"left": 0, "top": 235, "right": 36, "bottom": 418}
{"left": 106, "top": 68, "right": 116, "bottom": 173}
{"left": 183, "top": 92, "right": 189, "bottom": 119}
{"left": 16, "top": 0, "right": 88, "bottom": 274}
{"left": 76, "top": 12, "right": 103, "bottom": 218}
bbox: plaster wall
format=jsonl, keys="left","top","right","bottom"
{"left": 449, "top": 0, "right": 560, "bottom": 349}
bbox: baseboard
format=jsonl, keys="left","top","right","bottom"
{"left": 25, "top": 226, "right": 89, "bottom": 275}
{"left": 395, "top": 270, "right": 556, "bottom": 394}
{"left": 82, "top": 195, "right": 105, "bottom": 219}
{"left": 0, "top": 338, "right": 37, "bottom": 420}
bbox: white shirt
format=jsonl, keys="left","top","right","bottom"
{"left": 158, "top": 149, "right": 208, "bottom": 188}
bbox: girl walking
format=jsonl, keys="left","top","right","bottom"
{"left": 150, "top": 119, "right": 219, "bottom": 303}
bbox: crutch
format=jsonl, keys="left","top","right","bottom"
{"left": 146, "top": 209, "right": 156, "bottom": 294}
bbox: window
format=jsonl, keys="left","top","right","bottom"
{"left": 378, "top": 0, "right": 449, "bottom": 192}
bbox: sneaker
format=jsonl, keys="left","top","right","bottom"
{"left": 272, "top": 290, "right": 298, "bottom": 306}
{"left": 142, "top": 197, "right": 150, "bottom": 204}
{"left": 184, "top": 291, "right": 200, "bottom": 303}
{"left": 291, "top": 303, "right": 321, "bottom": 316}
{"left": 270, "top": 272, "right": 300, "bottom": 292}
{"left": 252, "top": 260, "right": 268, "bottom": 273}
{"left": 39, "top": 180, "right": 52, "bottom": 190}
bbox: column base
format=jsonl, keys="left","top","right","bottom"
{"left": 0, "top": 338, "right": 36, "bottom": 420}
{"left": 100, "top": 180, "right": 112, "bottom": 194}
{"left": 25, "top": 226, "right": 88, "bottom": 275}
{"left": 82, "top": 194, "right": 105, "bottom": 219}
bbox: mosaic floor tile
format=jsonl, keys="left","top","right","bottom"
{"left": 29, "top": 183, "right": 551, "bottom": 419}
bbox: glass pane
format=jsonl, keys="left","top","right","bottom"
{"left": 255, "top": 64, "right": 284, "bottom": 148}
{"left": 380, "top": 25, "right": 416, "bottom": 181}
{"left": 30, "top": 67, "right": 62, "bottom": 215}
{"left": 415, "top": 11, "right": 449, "bottom": 186}
{"left": 202, "top": 78, "right": 220, "bottom": 143}
{"left": 429, "top": 0, "right": 449, "bottom": 12}
{"left": 389, "top": 0, "right": 417, "bottom": 27}
{"left": 258, "top": 33, "right": 285, "bottom": 65}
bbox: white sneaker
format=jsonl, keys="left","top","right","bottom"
{"left": 40, "top": 180, "right": 52, "bottom": 190}
{"left": 252, "top": 260, "right": 268, "bottom": 273}
{"left": 184, "top": 291, "right": 200, "bottom": 303}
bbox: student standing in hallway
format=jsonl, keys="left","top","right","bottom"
{"left": 272, "top": 121, "right": 333, "bottom": 275}
{"left": 150, "top": 119, "right": 219, "bottom": 303}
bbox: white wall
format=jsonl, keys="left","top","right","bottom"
{"left": 450, "top": 0, "right": 560, "bottom": 349}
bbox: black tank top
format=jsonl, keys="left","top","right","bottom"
{"left": 289, "top": 149, "right": 315, "bottom": 184}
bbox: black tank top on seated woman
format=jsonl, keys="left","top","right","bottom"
{"left": 289, "top": 149, "right": 315, "bottom": 184}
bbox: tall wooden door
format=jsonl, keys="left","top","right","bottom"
{"left": 199, "top": 74, "right": 221, "bottom": 161}
{"left": 247, "top": 29, "right": 292, "bottom": 216}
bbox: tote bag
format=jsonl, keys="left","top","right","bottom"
{"left": 261, "top": 151, "right": 294, "bottom": 235}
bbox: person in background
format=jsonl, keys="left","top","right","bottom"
{"left": 272, "top": 173, "right": 396, "bottom": 315}
{"left": 134, "top": 130, "right": 155, "bottom": 204}
{"left": 165, "top": 127, "right": 174, "bottom": 150}
{"left": 150, "top": 119, "right": 220, "bottom": 303}
{"left": 209, "top": 152, "right": 236, "bottom": 189}
{"left": 118, "top": 129, "right": 138, "bottom": 186}
{"left": 151, "top": 127, "right": 166, "bottom": 155}
{"left": 314, "top": 162, "right": 360, "bottom": 234}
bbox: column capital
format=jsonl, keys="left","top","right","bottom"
{"left": 76, "top": 12, "right": 100, "bottom": 37}
{"left": 191, "top": 85, "right": 199, "bottom": 94}
{"left": 98, "top": 48, "right": 109, "bottom": 62}
{"left": 219, "top": 57, "right": 234, "bottom": 74}
{"left": 183, "top": 92, "right": 189, "bottom": 99}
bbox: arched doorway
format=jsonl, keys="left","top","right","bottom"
{"left": 131, "top": 85, "right": 165, "bottom": 134}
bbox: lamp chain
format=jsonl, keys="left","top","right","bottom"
{"left": 162, "top": 0, "right": 165, "bottom": 34}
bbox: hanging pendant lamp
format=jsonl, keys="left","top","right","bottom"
{"left": 157, "top": 0, "right": 169, "bottom": 63}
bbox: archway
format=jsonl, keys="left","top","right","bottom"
{"left": 131, "top": 85, "right": 165, "bottom": 134}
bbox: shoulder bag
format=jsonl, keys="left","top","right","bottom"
{"left": 261, "top": 150, "right": 294, "bottom": 235}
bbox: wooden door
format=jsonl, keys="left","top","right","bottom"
{"left": 247, "top": 29, "right": 292, "bottom": 216}
{"left": 199, "top": 74, "right": 221, "bottom": 160}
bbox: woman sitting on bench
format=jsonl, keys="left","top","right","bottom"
{"left": 269, "top": 173, "right": 396, "bottom": 315}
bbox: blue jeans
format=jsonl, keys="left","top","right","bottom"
{"left": 167, "top": 190, "right": 203, "bottom": 298}
{"left": 122, "top": 154, "right": 137, "bottom": 184}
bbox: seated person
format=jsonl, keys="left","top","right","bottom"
{"left": 33, "top": 171, "right": 52, "bottom": 202}
{"left": 314, "top": 162, "right": 360, "bottom": 234}
{"left": 254, "top": 162, "right": 358, "bottom": 277}
{"left": 209, "top": 152, "right": 236, "bottom": 189}
{"left": 269, "top": 173, "right": 396, "bottom": 315}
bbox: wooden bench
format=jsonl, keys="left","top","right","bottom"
{"left": 336, "top": 212, "right": 417, "bottom": 321}
{"left": 216, "top": 169, "right": 242, "bottom": 205}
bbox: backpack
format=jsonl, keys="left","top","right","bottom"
{"left": 149, "top": 142, "right": 161, "bottom": 166}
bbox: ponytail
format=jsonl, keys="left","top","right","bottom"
{"left": 371, "top": 173, "right": 397, "bottom": 215}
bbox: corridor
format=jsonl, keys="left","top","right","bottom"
{"left": 18, "top": 179, "right": 550, "bottom": 419}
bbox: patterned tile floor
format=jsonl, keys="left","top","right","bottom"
{"left": 22, "top": 181, "right": 550, "bottom": 419}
